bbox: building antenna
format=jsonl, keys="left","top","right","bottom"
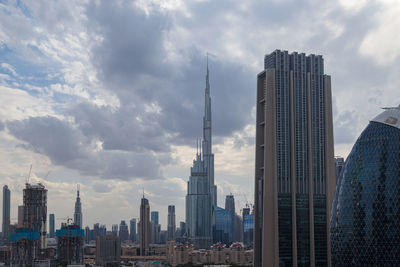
{"left": 196, "top": 138, "right": 199, "bottom": 155}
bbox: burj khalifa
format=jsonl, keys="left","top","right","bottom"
{"left": 185, "top": 59, "right": 217, "bottom": 248}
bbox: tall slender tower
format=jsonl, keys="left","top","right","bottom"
{"left": 186, "top": 59, "right": 215, "bottom": 248}
{"left": 254, "top": 50, "right": 335, "bottom": 267}
{"left": 203, "top": 59, "right": 217, "bottom": 206}
{"left": 139, "top": 195, "right": 150, "bottom": 256}
{"left": 2, "top": 185, "right": 10, "bottom": 240}
{"left": 74, "top": 185, "right": 82, "bottom": 228}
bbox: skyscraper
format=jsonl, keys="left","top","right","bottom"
{"left": 185, "top": 61, "right": 215, "bottom": 249}
{"left": 130, "top": 218, "right": 136, "bottom": 242}
{"left": 139, "top": 196, "right": 150, "bottom": 255}
{"left": 168, "top": 205, "right": 176, "bottom": 241}
{"left": 151, "top": 211, "right": 159, "bottom": 225}
{"left": 119, "top": 220, "right": 129, "bottom": 242}
{"left": 111, "top": 224, "right": 118, "bottom": 237}
{"left": 254, "top": 50, "right": 335, "bottom": 266}
{"left": 2, "top": 185, "right": 10, "bottom": 240}
{"left": 73, "top": 185, "right": 82, "bottom": 228}
{"left": 49, "top": 213, "right": 55, "bottom": 238}
{"left": 150, "top": 211, "right": 160, "bottom": 244}
{"left": 331, "top": 106, "right": 400, "bottom": 266}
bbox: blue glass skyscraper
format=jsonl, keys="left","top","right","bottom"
{"left": 331, "top": 106, "right": 400, "bottom": 266}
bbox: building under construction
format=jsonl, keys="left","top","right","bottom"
{"left": 23, "top": 183, "right": 47, "bottom": 251}
{"left": 56, "top": 224, "right": 84, "bottom": 265}
{"left": 10, "top": 228, "right": 40, "bottom": 266}
{"left": 10, "top": 183, "right": 47, "bottom": 265}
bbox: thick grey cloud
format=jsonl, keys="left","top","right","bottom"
{"left": 7, "top": 116, "right": 162, "bottom": 180}
{"left": 0, "top": 121, "right": 4, "bottom": 131}
{"left": 84, "top": 1, "right": 254, "bottom": 147}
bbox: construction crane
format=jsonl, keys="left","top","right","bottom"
{"left": 26, "top": 164, "right": 32, "bottom": 184}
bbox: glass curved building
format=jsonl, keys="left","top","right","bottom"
{"left": 331, "top": 106, "right": 400, "bottom": 266}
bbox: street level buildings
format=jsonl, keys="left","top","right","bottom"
{"left": 2, "top": 185, "right": 10, "bottom": 240}
{"left": 96, "top": 235, "right": 121, "bottom": 266}
{"left": 186, "top": 61, "right": 215, "bottom": 249}
{"left": 254, "top": 50, "right": 335, "bottom": 266}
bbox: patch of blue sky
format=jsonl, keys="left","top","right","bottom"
{"left": 0, "top": 43, "right": 64, "bottom": 96}
{"left": 15, "top": 0, "right": 33, "bottom": 19}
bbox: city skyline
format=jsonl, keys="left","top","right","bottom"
{"left": 1, "top": 0, "right": 400, "bottom": 229}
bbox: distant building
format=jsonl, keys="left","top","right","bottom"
{"left": 49, "top": 214, "right": 55, "bottom": 238}
{"left": 2, "top": 185, "right": 10, "bottom": 240}
{"left": 139, "top": 196, "right": 150, "bottom": 255}
{"left": 96, "top": 235, "right": 121, "bottom": 266}
{"left": 85, "top": 226, "right": 90, "bottom": 244}
{"left": 214, "top": 206, "right": 232, "bottom": 245}
{"left": 111, "top": 224, "right": 118, "bottom": 237}
{"left": 225, "top": 194, "right": 242, "bottom": 242}
{"left": 129, "top": 218, "right": 136, "bottom": 242}
{"left": 168, "top": 205, "right": 176, "bottom": 241}
{"left": 242, "top": 207, "right": 254, "bottom": 247}
{"left": 56, "top": 224, "right": 84, "bottom": 265}
{"left": 17, "top": 205, "right": 24, "bottom": 227}
{"left": 334, "top": 156, "right": 345, "bottom": 183}
{"left": 150, "top": 211, "right": 160, "bottom": 244}
{"left": 23, "top": 183, "right": 48, "bottom": 253}
{"left": 119, "top": 220, "right": 129, "bottom": 242}
{"left": 73, "top": 185, "right": 82, "bottom": 228}
{"left": 151, "top": 211, "right": 159, "bottom": 225}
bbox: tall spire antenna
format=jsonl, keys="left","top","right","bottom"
{"left": 77, "top": 184, "right": 80, "bottom": 197}
{"left": 196, "top": 138, "right": 199, "bottom": 155}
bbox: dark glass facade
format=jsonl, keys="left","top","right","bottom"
{"left": 213, "top": 206, "right": 232, "bottom": 245}
{"left": 331, "top": 120, "right": 400, "bottom": 266}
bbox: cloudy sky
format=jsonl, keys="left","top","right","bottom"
{"left": 0, "top": 0, "right": 399, "bottom": 230}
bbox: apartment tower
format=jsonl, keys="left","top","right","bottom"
{"left": 254, "top": 50, "right": 335, "bottom": 266}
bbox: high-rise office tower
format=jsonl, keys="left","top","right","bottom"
{"left": 186, "top": 61, "right": 215, "bottom": 249}
{"left": 23, "top": 183, "right": 48, "bottom": 250}
{"left": 2, "top": 185, "right": 10, "bottom": 240}
{"left": 151, "top": 211, "right": 159, "bottom": 225}
{"left": 254, "top": 50, "right": 335, "bottom": 266}
{"left": 225, "top": 194, "right": 235, "bottom": 214}
{"left": 119, "top": 220, "right": 129, "bottom": 242}
{"left": 74, "top": 185, "right": 82, "bottom": 228}
{"left": 49, "top": 213, "right": 55, "bottom": 238}
{"left": 168, "top": 205, "right": 176, "bottom": 241}
{"left": 150, "top": 211, "right": 160, "bottom": 244}
{"left": 139, "top": 196, "right": 150, "bottom": 255}
{"left": 130, "top": 218, "right": 136, "bottom": 242}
